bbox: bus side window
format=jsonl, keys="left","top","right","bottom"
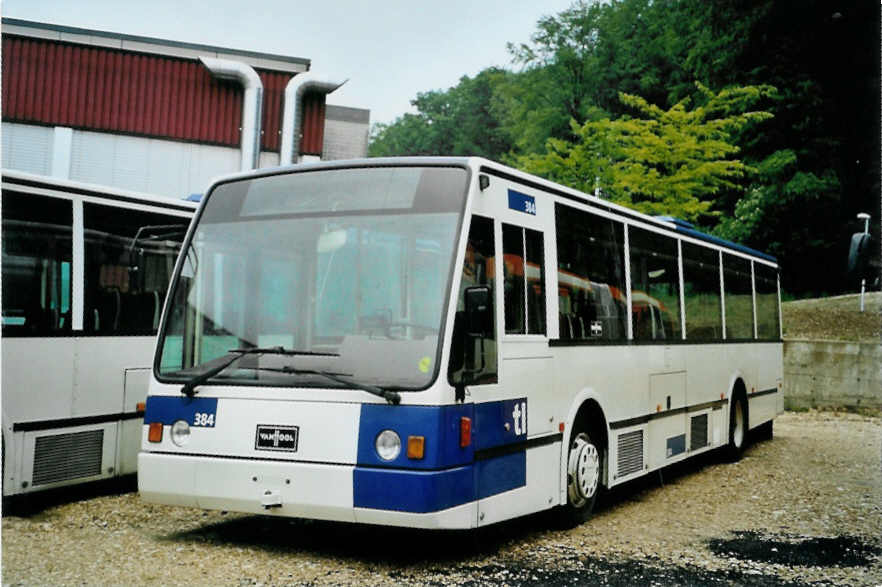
{"left": 682, "top": 242, "right": 722, "bottom": 340}
{"left": 554, "top": 203, "right": 627, "bottom": 341}
{"left": 1, "top": 192, "right": 73, "bottom": 335}
{"left": 502, "top": 223, "right": 546, "bottom": 335}
{"left": 628, "top": 226, "right": 681, "bottom": 341}
{"left": 723, "top": 254, "right": 754, "bottom": 339}
{"left": 755, "top": 263, "right": 780, "bottom": 340}
{"left": 449, "top": 215, "right": 497, "bottom": 386}
{"left": 84, "top": 203, "right": 189, "bottom": 335}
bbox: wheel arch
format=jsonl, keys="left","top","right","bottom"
{"left": 728, "top": 375, "right": 749, "bottom": 431}
{"left": 559, "top": 389, "right": 610, "bottom": 503}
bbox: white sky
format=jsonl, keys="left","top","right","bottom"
{"left": 1, "top": 0, "right": 577, "bottom": 126}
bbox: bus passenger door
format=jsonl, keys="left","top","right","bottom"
{"left": 466, "top": 179, "right": 558, "bottom": 526}
{"left": 458, "top": 182, "right": 557, "bottom": 440}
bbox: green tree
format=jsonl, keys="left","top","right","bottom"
{"left": 518, "top": 83, "right": 774, "bottom": 224}
{"left": 368, "top": 68, "right": 512, "bottom": 159}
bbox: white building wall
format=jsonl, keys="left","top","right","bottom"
{"left": 2, "top": 123, "right": 52, "bottom": 175}
{"left": 69, "top": 129, "right": 241, "bottom": 198}
{"left": 3, "top": 116, "right": 369, "bottom": 197}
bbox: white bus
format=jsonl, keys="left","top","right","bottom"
{"left": 2, "top": 171, "right": 196, "bottom": 498}
{"left": 139, "top": 158, "right": 782, "bottom": 528}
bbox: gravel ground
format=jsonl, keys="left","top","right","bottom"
{"left": 3, "top": 410, "right": 881, "bottom": 586}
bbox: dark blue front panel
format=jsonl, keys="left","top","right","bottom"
{"left": 144, "top": 395, "right": 218, "bottom": 427}
{"left": 353, "top": 449, "right": 528, "bottom": 513}
{"left": 357, "top": 404, "right": 474, "bottom": 469}
{"left": 473, "top": 398, "right": 528, "bottom": 450}
{"left": 354, "top": 400, "right": 530, "bottom": 513}
{"left": 353, "top": 466, "right": 474, "bottom": 513}
{"left": 476, "top": 451, "right": 526, "bottom": 499}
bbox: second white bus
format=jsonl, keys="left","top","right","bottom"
{"left": 139, "top": 157, "right": 782, "bottom": 528}
{"left": 2, "top": 171, "right": 196, "bottom": 497}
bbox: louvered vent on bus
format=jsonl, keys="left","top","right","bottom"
{"left": 690, "top": 414, "right": 709, "bottom": 451}
{"left": 616, "top": 429, "right": 644, "bottom": 477}
{"left": 32, "top": 429, "right": 103, "bottom": 486}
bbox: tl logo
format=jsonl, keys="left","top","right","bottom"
{"left": 511, "top": 400, "right": 527, "bottom": 436}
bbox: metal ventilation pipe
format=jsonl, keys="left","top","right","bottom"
{"left": 199, "top": 57, "right": 263, "bottom": 171}
{"left": 280, "top": 73, "right": 347, "bottom": 165}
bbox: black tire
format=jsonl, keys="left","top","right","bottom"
{"left": 559, "top": 425, "right": 603, "bottom": 527}
{"left": 755, "top": 419, "right": 774, "bottom": 442}
{"left": 725, "top": 393, "right": 749, "bottom": 461}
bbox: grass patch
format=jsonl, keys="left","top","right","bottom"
{"left": 782, "top": 292, "right": 880, "bottom": 342}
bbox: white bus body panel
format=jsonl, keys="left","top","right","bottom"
{"left": 2, "top": 336, "right": 155, "bottom": 494}
{"left": 139, "top": 453, "right": 357, "bottom": 522}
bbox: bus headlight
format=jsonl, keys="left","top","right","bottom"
{"left": 170, "top": 420, "right": 191, "bottom": 447}
{"left": 375, "top": 430, "right": 401, "bottom": 461}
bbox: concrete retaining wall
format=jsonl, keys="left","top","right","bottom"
{"left": 784, "top": 340, "right": 882, "bottom": 410}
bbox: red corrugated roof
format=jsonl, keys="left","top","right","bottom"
{"left": 1, "top": 35, "right": 325, "bottom": 154}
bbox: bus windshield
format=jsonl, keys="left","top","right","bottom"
{"left": 156, "top": 165, "right": 468, "bottom": 391}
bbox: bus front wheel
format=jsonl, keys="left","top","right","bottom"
{"left": 561, "top": 428, "right": 602, "bottom": 526}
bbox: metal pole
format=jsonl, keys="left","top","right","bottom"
{"left": 856, "top": 213, "right": 870, "bottom": 312}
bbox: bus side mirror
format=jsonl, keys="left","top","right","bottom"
{"left": 464, "top": 285, "right": 492, "bottom": 337}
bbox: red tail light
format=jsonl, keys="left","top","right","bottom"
{"left": 460, "top": 417, "right": 472, "bottom": 448}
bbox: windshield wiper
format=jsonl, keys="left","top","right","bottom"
{"left": 267, "top": 365, "right": 402, "bottom": 406}
{"left": 180, "top": 346, "right": 339, "bottom": 397}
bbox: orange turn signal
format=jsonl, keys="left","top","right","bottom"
{"left": 148, "top": 422, "right": 163, "bottom": 443}
{"left": 460, "top": 416, "right": 472, "bottom": 448}
{"left": 136, "top": 402, "right": 146, "bottom": 413}
{"left": 407, "top": 436, "right": 425, "bottom": 459}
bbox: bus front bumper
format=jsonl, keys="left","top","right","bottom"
{"left": 137, "top": 452, "right": 476, "bottom": 529}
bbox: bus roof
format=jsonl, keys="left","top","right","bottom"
{"left": 1, "top": 169, "right": 199, "bottom": 213}
{"left": 199, "top": 156, "right": 778, "bottom": 265}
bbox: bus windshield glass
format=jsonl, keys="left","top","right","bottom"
{"left": 157, "top": 165, "right": 468, "bottom": 391}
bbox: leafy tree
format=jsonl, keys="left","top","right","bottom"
{"left": 518, "top": 83, "right": 775, "bottom": 224}
{"left": 369, "top": 68, "right": 512, "bottom": 159}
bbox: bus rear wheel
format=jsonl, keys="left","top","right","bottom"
{"left": 726, "top": 394, "right": 748, "bottom": 461}
{"left": 561, "top": 428, "right": 602, "bottom": 526}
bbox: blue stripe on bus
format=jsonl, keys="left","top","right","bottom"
{"left": 144, "top": 395, "right": 218, "bottom": 426}
{"left": 353, "top": 451, "right": 527, "bottom": 513}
